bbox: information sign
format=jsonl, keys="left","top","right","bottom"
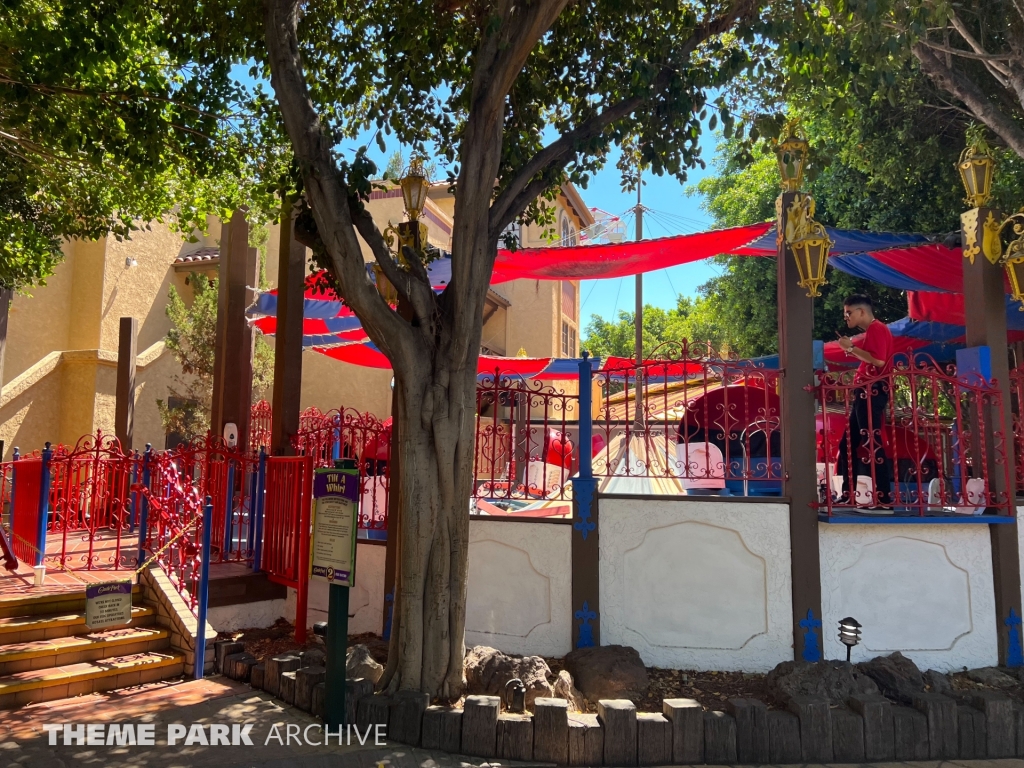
{"left": 310, "top": 468, "right": 359, "bottom": 587}
{"left": 85, "top": 580, "right": 133, "bottom": 629}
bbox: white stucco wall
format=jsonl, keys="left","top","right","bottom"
{"left": 820, "top": 523, "right": 997, "bottom": 672}
{"left": 208, "top": 598, "right": 289, "bottom": 633}
{"left": 600, "top": 498, "right": 793, "bottom": 672}
{"left": 466, "top": 519, "right": 572, "bottom": 657}
{"left": 286, "top": 541, "right": 387, "bottom": 635}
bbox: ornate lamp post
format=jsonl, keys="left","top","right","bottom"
{"left": 775, "top": 119, "right": 824, "bottom": 662}
{"left": 957, "top": 134, "right": 1024, "bottom": 667}
{"left": 374, "top": 156, "right": 431, "bottom": 303}
{"left": 775, "top": 124, "right": 833, "bottom": 297}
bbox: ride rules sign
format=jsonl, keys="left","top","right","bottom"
{"left": 85, "top": 580, "right": 133, "bottom": 629}
{"left": 310, "top": 468, "right": 359, "bottom": 587}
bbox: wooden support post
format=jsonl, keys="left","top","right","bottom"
{"left": 777, "top": 190, "right": 823, "bottom": 661}
{"left": 271, "top": 203, "right": 306, "bottom": 456}
{"left": 962, "top": 205, "right": 1022, "bottom": 666}
{"left": 211, "top": 210, "right": 258, "bottom": 450}
{"left": 115, "top": 317, "right": 138, "bottom": 451}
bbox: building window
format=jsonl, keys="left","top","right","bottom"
{"left": 569, "top": 226, "right": 577, "bottom": 247}
{"left": 561, "top": 217, "right": 570, "bottom": 246}
{"left": 562, "top": 320, "right": 576, "bottom": 358}
{"left": 561, "top": 281, "right": 576, "bottom": 320}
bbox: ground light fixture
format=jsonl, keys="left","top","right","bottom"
{"left": 504, "top": 678, "right": 527, "bottom": 714}
{"left": 838, "top": 616, "right": 862, "bottom": 662}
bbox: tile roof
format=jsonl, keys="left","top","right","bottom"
{"left": 174, "top": 247, "right": 220, "bottom": 265}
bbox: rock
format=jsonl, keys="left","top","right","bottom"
{"left": 347, "top": 644, "right": 384, "bottom": 685}
{"left": 300, "top": 647, "right": 326, "bottom": 668}
{"left": 857, "top": 652, "right": 926, "bottom": 704}
{"left": 553, "top": 670, "right": 586, "bottom": 712}
{"left": 464, "top": 646, "right": 554, "bottom": 709}
{"left": 766, "top": 660, "right": 879, "bottom": 706}
{"left": 925, "top": 669, "right": 953, "bottom": 697}
{"left": 967, "top": 667, "right": 1019, "bottom": 689}
{"left": 564, "top": 645, "right": 649, "bottom": 702}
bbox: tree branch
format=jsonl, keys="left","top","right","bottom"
{"left": 913, "top": 41, "right": 1024, "bottom": 160}
{"left": 263, "top": 0, "right": 419, "bottom": 370}
{"left": 944, "top": 12, "right": 1013, "bottom": 83}
{"left": 490, "top": 0, "right": 760, "bottom": 234}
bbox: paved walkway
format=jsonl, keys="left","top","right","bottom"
{"left": 3, "top": 677, "right": 1024, "bottom": 768}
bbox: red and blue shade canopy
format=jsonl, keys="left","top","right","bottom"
{"left": 248, "top": 222, "right": 1021, "bottom": 372}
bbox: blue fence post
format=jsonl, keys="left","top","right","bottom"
{"left": 251, "top": 448, "right": 267, "bottom": 573}
{"left": 223, "top": 459, "right": 236, "bottom": 557}
{"left": 332, "top": 417, "right": 341, "bottom": 463}
{"left": 195, "top": 496, "right": 213, "bottom": 680}
{"left": 245, "top": 456, "right": 259, "bottom": 556}
{"left": 577, "top": 353, "right": 593, "bottom": 481}
{"left": 571, "top": 354, "right": 599, "bottom": 650}
{"left": 34, "top": 443, "right": 52, "bottom": 568}
{"left": 9, "top": 447, "right": 19, "bottom": 536}
{"left": 129, "top": 451, "right": 139, "bottom": 533}
{"left": 136, "top": 444, "right": 152, "bottom": 575}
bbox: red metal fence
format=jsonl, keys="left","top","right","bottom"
{"left": 817, "top": 358, "right": 1014, "bottom": 516}
{"left": 473, "top": 370, "right": 579, "bottom": 512}
{"left": 593, "top": 342, "right": 783, "bottom": 494}
{"left": 293, "top": 407, "right": 390, "bottom": 530}
{"left": 250, "top": 400, "right": 273, "bottom": 452}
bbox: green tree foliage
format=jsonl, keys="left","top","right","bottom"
{"left": 583, "top": 297, "right": 726, "bottom": 360}
{"left": 766, "top": 1, "right": 1024, "bottom": 163}
{"left": 0, "top": 0, "right": 277, "bottom": 290}
{"left": 158, "top": 273, "right": 273, "bottom": 442}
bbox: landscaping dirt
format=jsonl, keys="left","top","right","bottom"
{"left": 224, "top": 622, "right": 390, "bottom": 666}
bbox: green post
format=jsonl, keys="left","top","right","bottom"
{"left": 324, "top": 458, "right": 359, "bottom": 730}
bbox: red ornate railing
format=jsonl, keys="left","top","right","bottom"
{"left": 473, "top": 370, "right": 579, "bottom": 506}
{"left": 293, "top": 406, "right": 390, "bottom": 530}
{"left": 46, "top": 432, "right": 139, "bottom": 571}
{"left": 1010, "top": 367, "right": 1024, "bottom": 494}
{"left": 250, "top": 399, "right": 273, "bottom": 452}
{"left": 139, "top": 451, "right": 207, "bottom": 612}
{"left": 593, "top": 341, "right": 783, "bottom": 494}
{"left": 817, "top": 357, "right": 1014, "bottom": 516}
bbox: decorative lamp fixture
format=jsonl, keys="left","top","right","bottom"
{"left": 783, "top": 193, "right": 833, "bottom": 298}
{"left": 504, "top": 678, "right": 527, "bottom": 714}
{"left": 776, "top": 123, "right": 810, "bottom": 193}
{"left": 790, "top": 220, "right": 834, "bottom": 298}
{"left": 1000, "top": 210, "right": 1024, "bottom": 308}
{"left": 958, "top": 144, "right": 995, "bottom": 208}
{"left": 838, "top": 616, "right": 862, "bottom": 662}
{"left": 400, "top": 155, "right": 430, "bottom": 221}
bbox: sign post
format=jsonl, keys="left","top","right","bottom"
{"left": 312, "top": 460, "right": 359, "bottom": 730}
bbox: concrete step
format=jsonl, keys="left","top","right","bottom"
{"left": 0, "top": 583, "right": 142, "bottom": 619}
{"left": 0, "top": 625, "right": 169, "bottom": 675}
{"left": 0, "top": 650, "right": 185, "bottom": 709}
{"left": 0, "top": 605, "right": 156, "bottom": 645}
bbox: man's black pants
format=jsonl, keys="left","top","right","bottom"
{"left": 836, "top": 381, "right": 892, "bottom": 505}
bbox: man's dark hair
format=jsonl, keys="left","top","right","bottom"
{"left": 844, "top": 294, "right": 874, "bottom": 312}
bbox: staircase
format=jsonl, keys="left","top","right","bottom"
{"left": 0, "top": 586, "right": 186, "bottom": 709}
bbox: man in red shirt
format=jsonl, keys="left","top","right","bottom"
{"left": 835, "top": 295, "right": 894, "bottom": 508}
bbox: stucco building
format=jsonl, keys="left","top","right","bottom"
{"left": 0, "top": 182, "right": 592, "bottom": 457}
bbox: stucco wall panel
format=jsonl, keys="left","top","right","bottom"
{"left": 0, "top": 366, "right": 61, "bottom": 456}
{"left": 466, "top": 520, "right": 572, "bottom": 657}
{"left": 286, "top": 541, "right": 386, "bottom": 635}
{"left": 5, "top": 243, "right": 75, "bottom": 385}
{"left": 600, "top": 498, "right": 793, "bottom": 672}
{"left": 819, "top": 523, "right": 997, "bottom": 671}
